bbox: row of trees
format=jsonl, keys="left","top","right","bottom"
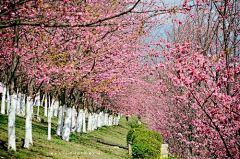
{"left": 0, "top": 0, "right": 238, "bottom": 158}
{"left": 0, "top": 0, "right": 177, "bottom": 153}
{"left": 143, "top": 0, "right": 239, "bottom": 158}
{"left": 0, "top": 0, "right": 157, "bottom": 152}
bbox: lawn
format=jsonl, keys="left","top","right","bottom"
{"left": 0, "top": 106, "right": 137, "bottom": 159}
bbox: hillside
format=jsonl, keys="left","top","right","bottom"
{"left": 0, "top": 107, "right": 137, "bottom": 159}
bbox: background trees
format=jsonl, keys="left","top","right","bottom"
{"left": 0, "top": 0, "right": 239, "bottom": 158}
{"left": 0, "top": 0, "right": 164, "bottom": 151}
{"left": 145, "top": 0, "right": 239, "bottom": 158}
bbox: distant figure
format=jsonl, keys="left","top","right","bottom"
{"left": 137, "top": 115, "right": 142, "bottom": 124}
{"left": 126, "top": 115, "right": 129, "bottom": 121}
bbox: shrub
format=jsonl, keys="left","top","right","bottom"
{"left": 127, "top": 123, "right": 163, "bottom": 158}
{"left": 127, "top": 123, "right": 146, "bottom": 143}
{"left": 131, "top": 123, "right": 146, "bottom": 129}
{"left": 132, "top": 142, "right": 157, "bottom": 158}
{"left": 132, "top": 130, "right": 162, "bottom": 157}
{"left": 127, "top": 127, "right": 145, "bottom": 143}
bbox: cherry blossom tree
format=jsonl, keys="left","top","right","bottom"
{"left": 145, "top": 0, "right": 239, "bottom": 158}
{"left": 0, "top": 0, "right": 168, "bottom": 151}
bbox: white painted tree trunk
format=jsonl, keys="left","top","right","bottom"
{"left": 47, "top": 101, "right": 54, "bottom": 141}
{"left": 37, "top": 100, "right": 40, "bottom": 117}
{"left": 36, "top": 92, "right": 40, "bottom": 117}
{"left": 82, "top": 109, "right": 86, "bottom": 133}
{"left": 62, "top": 107, "right": 72, "bottom": 141}
{"left": 41, "top": 94, "right": 45, "bottom": 106}
{"left": 99, "top": 112, "right": 104, "bottom": 127}
{"left": 54, "top": 101, "right": 59, "bottom": 117}
{"left": 116, "top": 114, "right": 120, "bottom": 125}
{"left": 102, "top": 112, "right": 105, "bottom": 126}
{"left": 16, "top": 92, "right": 21, "bottom": 116}
{"left": 76, "top": 109, "right": 83, "bottom": 133}
{"left": 63, "top": 105, "right": 66, "bottom": 113}
{"left": 57, "top": 106, "right": 64, "bottom": 136}
{"left": 30, "top": 99, "right": 33, "bottom": 143}
{"left": 113, "top": 114, "right": 116, "bottom": 125}
{"left": 93, "top": 113, "right": 97, "bottom": 130}
{"left": 118, "top": 114, "right": 121, "bottom": 120}
{"left": 24, "top": 97, "right": 33, "bottom": 148}
{"left": 50, "top": 98, "right": 54, "bottom": 117}
{"left": 71, "top": 106, "right": 76, "bottom": 132}
{"left": 95, "top": 113, "right": 98, "bottom": 128}
{"left": 44, "top": 94, "right": 48, "bottom": 117}
{"left": 97, "top": 113, "right": 101, "bottom": 128}
{"left": 114, "top": 114, "right": 118, "bottom": 125}
{"left": 31, "top": 97, "right": 34, "bottom": 115}
{"left": 85, "top": 109, "right": 88, "bottom": 118}
{"left": 1, "top": 84, "right": 6, "bottom": 114}
{"left": 100, "top": 112, "right": 104, "bottom": 126}
{"left": 87, "top": 113, "right": 92, "bottom": 131}
{"left": 8, "top": 93, "right": 17, "bottom": 151}
{"left": 104, "top": 113, "right": 109, "bottom": 126}
{"left": 109, "top": 115, "right": 113, "bottom": 126}
{"left": 7, "top": 89, "right": 10, "bottom": 115}
{"left": 94, "top": 113, "right": 98, "bottom": 129}
{"left": 20, "top": 94, "right": 26, "bottom": 116}
{"left": 91, "top": 113, "right": 95, "bottom": 130}
{"left": 47, "top": 113, "right": 52, "bottom": 140}
{"left": 116, "top": 115, "right": 119, "bottom": 125}
{"left": 115, "top": 115, "right": 118, "bottom": 125}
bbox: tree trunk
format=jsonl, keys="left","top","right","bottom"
{"left": 115, "top": 114, "right": 119, "bottom": 125}
{"left": 37, "top": 101, "right": 40, "bottom": 117}
{"left": 30, "top": 99, "right": 33, "bottom": 143}
{"left": 87, "top": 112, "right": 92, "bottom": 131}
{"left": 62, "top": 107, "right": 72, "bottom": 141}
{"left": 44, "top": 93, "right": 48, "bottom": 117}
{"left": 54, "top": 100, "right": 59, "bottom": 117}
{"left": 57, "top": 105, "right": 64, "bottom": 136}
{"left": 6, "top": 88, "right": 10, "bottom": 115}
{"left": 36, "top": 92, "right": 40, "bottom": 117}
{"left": 8, "top": 93, "right": 17, "bottom": 151}
{"left": 94, "top": 113, "right": 98, "bottom": 129}
{"left": 41, "top": 94, "right": 45, "bottom": 108}
{"left": 24, "top": 96, "right": 33, "bottom": 148}
{"left": 97, "top": 113, "right": 101, "bottom": 128}
{"left": 94, "top": 113, "right": 97, "bottom": 129}
{"left": 113, "top": 114, "right": 116, "bottom": 125}
{"left": 109, "top": 115, "right": 113, "bottom": 126}
{"left": 47, "top": 99, "right": 54, "bottom": 140}
{"left": 117, "top": 114, "right": 120, "bottom": 125}
{"left": 16, "top": 92, "right": 21, "bottom": 116}
{"left": 92, "top": 113, "right": 95, "bottom": 130}
{"left": 82, "top": 109, "right": 86, "bottom": 133}
{"left": 104, "top": 113, "right": 109, "bottom": 126}
{"left": 85, "top": 109, "right": 88, "bottom": 118}
{"left": 20, "top": 94, "right": 26, "bottom": 116}
{"left": 50, "top": 98, "right": 54, "bottom": 117}
{"left": 76, "top": 109, "right": 83, "bottom": 133}
{"left": 71, "top": 106, "right": 76, "bottom": 132}
{"left": 1, "top": 84, "right": 6, "bottom": 114}
{"left": 102, "top": 112, "right": 104, "bottom": 126}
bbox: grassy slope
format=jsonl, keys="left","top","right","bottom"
{"left": 0, "top": 106, "right": 137, "bottom": 159}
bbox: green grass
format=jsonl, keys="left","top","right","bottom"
{"left": 85, "top": 116, "right": 137, "bottom": 146}
{"left": 0, "top": 106, "right": 138, "bottom": 159}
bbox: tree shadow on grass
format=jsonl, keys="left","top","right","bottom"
{"left": 0, "top": 140, "right": 8, "bottom": 151}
